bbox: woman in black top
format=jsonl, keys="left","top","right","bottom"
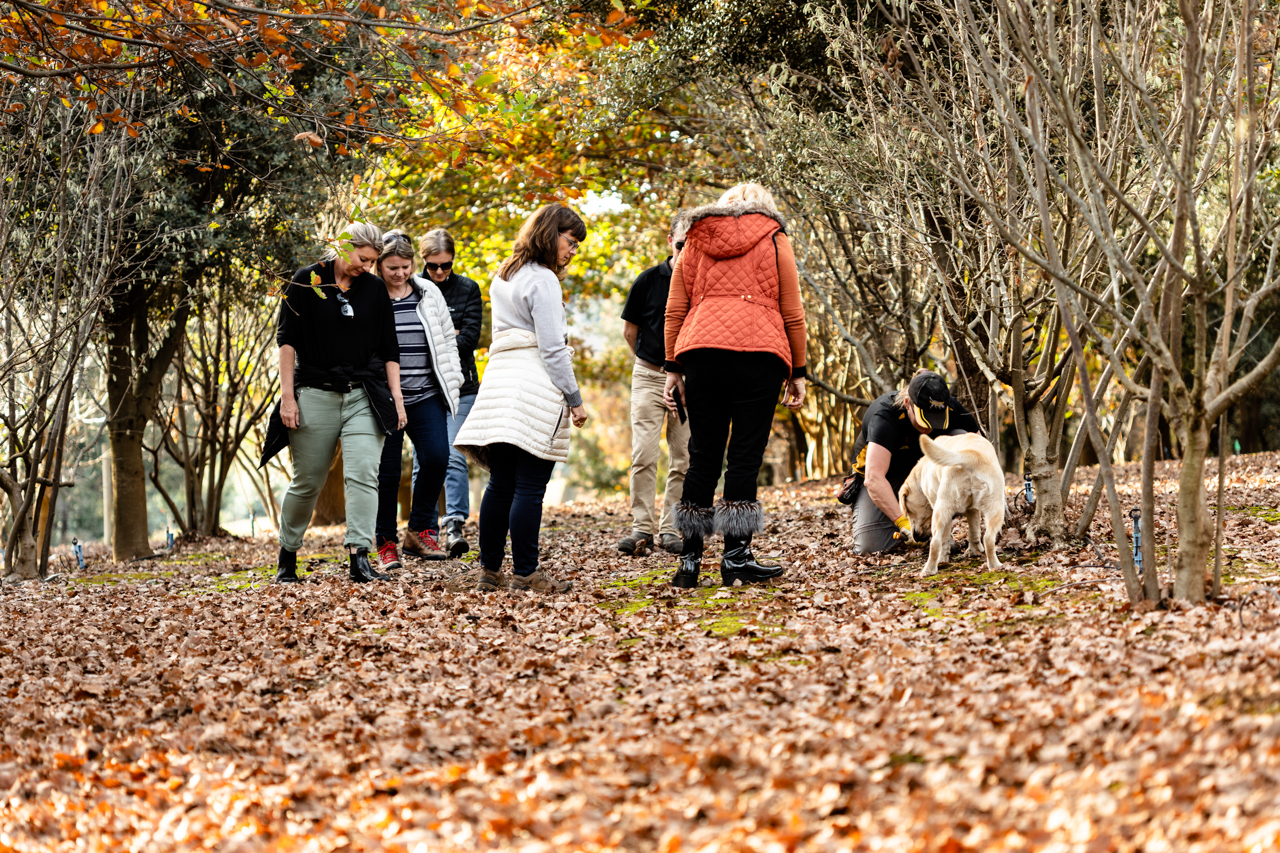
{"left": 275, "top": 222, "right": 406, "bottom": 583}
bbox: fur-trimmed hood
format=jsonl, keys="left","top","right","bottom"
{"left": 683, "top": 201, "right": 787, "bottom": 260}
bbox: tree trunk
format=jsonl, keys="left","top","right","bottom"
{"left": 1140, "top": 367, "right": 1164, "bottom": 601}
{"left": 1023, "top": 400, "right": 1067, "bottom": 544}
{"left": 111, "top": 426, "right": 154, "bottom": 559}
{"left": 1173, "top": 420, "right": 1212, "bottom": 602}
{"left": 3, "top": 491, "right": 39, "bottom": 580}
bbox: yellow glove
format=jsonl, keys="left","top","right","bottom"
{"left": 893, "top": 514, "right": 912, "bottom": 540}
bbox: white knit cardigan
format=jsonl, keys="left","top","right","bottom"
{"left": 408, "top": 274, "right": 463, "bottom": 415}
{"left": 452, "top": 327, "right": 572, "bottom": 469}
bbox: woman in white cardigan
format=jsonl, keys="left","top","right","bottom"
{"left": 453, "top": 204, "right": 588, "bottom": 593}
{"left": 373, "top": 231, "right": 463, "bottom": 571}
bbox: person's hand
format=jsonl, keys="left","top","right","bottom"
{"left": 281, "top": 396, "right": 300, "bottom": 429}
{"left": 395, "top": 401, "right": 408, "bottom": 430}
{"left": 893, "top": 514, "right": 913, "bottom": 541}
{"left": 570, "top": 404, "right": 588, "bottom": 428}
{"left": 663, "top": 372, "right": 685, "bottom": 417}
{"left": 783, "top": 377, "right": 806, "bottom": 410}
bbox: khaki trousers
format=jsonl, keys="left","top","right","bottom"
{"left": 629, "top": 363, "right": 690, "bottom": 537}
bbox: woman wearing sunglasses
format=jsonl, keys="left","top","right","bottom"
{"left": 411, "top": 228, "right": 483, "bottom": 559}
{"left": 371, "top": 230, "right": 464, "bottom": 571}
{"left": 453, "top": 203, "right": 589, "bottom": 593}
{"left": 274, "top": 222, "right": 406, "bottom": 584}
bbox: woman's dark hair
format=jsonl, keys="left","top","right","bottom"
{"left": 497, "top": 203, "right": 587, "bottom": 281}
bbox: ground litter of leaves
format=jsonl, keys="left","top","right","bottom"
{"left": 4, "top": 455, "right": 1280, "bottom": 852}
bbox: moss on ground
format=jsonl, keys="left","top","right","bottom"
{"left": 600, "top": 566, "right": 793, "bottom": 640}
{"left": 1226, "top": 506, "right": 1280, "bottom": 524}
{"left": 71, "top": 570, "right": 177, "bottom": 585}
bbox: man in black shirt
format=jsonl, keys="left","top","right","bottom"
{"left": 617, "top": 213, "right": 691, "bottom": 555}
{"left": 849, "top": 371, "right": 982, "bottom": 554}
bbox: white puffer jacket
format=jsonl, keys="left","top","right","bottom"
{"left": 453, "top": 328, "right": 571, "bottom": 469}
{"left": 409, "top": 274, "right": 463, "bottom": 416}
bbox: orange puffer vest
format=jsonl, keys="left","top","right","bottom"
{"left": 673, "top": 206, "right": 792, "bottom": 368}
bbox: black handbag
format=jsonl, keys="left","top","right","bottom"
{"left": 836, "top": 472, "right": 863, "bottom": 505}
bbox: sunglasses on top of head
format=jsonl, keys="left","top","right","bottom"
{"left": 424, "top": 261, "right": 453, "bottom": 272}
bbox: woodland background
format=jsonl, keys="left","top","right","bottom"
{"left": 3, "top": 0, "right": 1280, "bottom": 606}
{"left": 7, "top": 2, "right": 1280, "bottom": 850}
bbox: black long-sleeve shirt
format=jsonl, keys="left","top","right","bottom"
{"left": 278, "top": 261, "right": 399, "bottom": 383}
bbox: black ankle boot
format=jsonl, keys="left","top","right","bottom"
{"left": 719, "top": 534, "right": 784, "bottom": 586}
{"left": 444, "top": 518, "right": 470, "bottom": 558}
{"left": 350, "top": 548, "right": 389, "bottom": 583}
{"left": 671, "top": 534, "right": 703, "bottom": 589}
{"left": 276, "top": 547, "right": 300, "bottom": 584}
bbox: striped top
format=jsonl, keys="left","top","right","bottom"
{"left": 391, "top": 290, "right": 439, "bottom": 405}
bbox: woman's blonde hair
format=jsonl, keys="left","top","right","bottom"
{"left": 323, "top": 221, "right": 383, "bottom": 260}
{"left": 497, "top": 203, "right": 587, "bottom": 281}
{"left": 419, "top": 228, "right": 456, "bottom": 259}
{"left": 377, "top": 230, "right": 414, "bottom": 277}
{"left": 717, "top": 182, "right": 778, "bottom": 212}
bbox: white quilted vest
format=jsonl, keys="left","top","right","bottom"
{"left": 452, "top": 328, "right": 571, "bottom": 469}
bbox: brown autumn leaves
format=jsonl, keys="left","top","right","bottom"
{"left": 3, "top": 456, "right": 1280, "bottom": 851}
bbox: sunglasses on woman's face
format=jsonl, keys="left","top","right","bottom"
{"left": 335, "top": 292, "right": 354, "bottom": 318}
{"left": 424, "top": 261, "right": 453, "bottom": 272}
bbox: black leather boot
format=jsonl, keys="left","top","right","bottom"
{"left": 672, "top": 501, "right": 715, "bottom": 589}
{"left": 671, "top": 534, "right": 703, "bottom": 589}
{"left": 350, "top": 548, "right": 389, "bottom": 583}
{"left": 276, "top": 546, "right": 301, "bottom": 584}
{"left": 719, "top": 534, "right": 784, "bottom": 586}
{"left": 444, "top": 518, "right": 470, "bottom": 558}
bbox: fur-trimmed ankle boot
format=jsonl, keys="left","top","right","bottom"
{"left": 672, "top": 502, "right": 714, "bottom": 589}
{"left": 715, "top": 499, "right": 784, "bottom": 586}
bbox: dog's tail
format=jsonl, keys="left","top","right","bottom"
{"left": 919, "top": 434, "right": 988, "bottom": 469}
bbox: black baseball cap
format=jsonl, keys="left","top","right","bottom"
{"left": 907, "top": 371, "right": 950, "bottom": 430}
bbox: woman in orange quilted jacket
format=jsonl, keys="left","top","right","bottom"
{"left": 662, "top": 183, "right": 807, "bottom": 589}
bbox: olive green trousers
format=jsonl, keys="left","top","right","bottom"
{"left": 278, "top": 387, "right": 385, "bottom": 553}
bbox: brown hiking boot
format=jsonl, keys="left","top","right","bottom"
{"left": 476, "top": 568, "right": 508, "bottom": 591}
{"left": 377, "top": 541, "right": 402, "bottom": 571}
{"left": 510, "top": 570, "right": 572, "bottom": 593}
{"left": 403, "top": 528, "right": 446, "bottom": 560}
{"left": 617, "top": 531, "right": 654, "bottom": 556}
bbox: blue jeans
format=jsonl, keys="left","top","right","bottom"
{"left": 376, "top": 395, "right": 449, "bottom": 545}
{"left": 412, "top": 393, "right": 476, "bottom": 523}
{"left": 478, "top": 443, "right": 556, "bottom": 576}
{"left": 444, "top": 393, "right": 476, "bottom": 522}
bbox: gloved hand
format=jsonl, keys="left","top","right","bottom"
{"left": 893, "top": 514, "right": 913, "bottom": 540}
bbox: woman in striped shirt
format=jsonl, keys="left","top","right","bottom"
{"left": 372, "top": 231, "right": 464, "bottom": 570}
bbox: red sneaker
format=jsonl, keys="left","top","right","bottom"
{"left": 377, "top": 541, "right": 402, "bottom": 571}
{"left": 403, "top": 528, "right": 447, "bottom": 560}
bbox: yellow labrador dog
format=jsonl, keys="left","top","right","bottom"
{"left": 898, "top": 433, "right": 1005, "bottom": 577}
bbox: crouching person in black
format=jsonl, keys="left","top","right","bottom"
{"left": 848, "top": 370, "right": 981, "bottom": 554}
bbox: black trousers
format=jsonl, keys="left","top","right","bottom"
{"left": 679, "top": 349, "right": 787, "bottom": 508}
{"left": 478, "top": 442, "right": 557, "bottom": 576}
